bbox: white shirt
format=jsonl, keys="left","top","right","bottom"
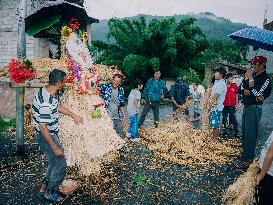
{"left": 211, "top": 79, "right": 227, "bottom": 112}
{"left": 127, "top": 89, "right": 141, "bottom": 116}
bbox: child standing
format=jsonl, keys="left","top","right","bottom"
{"left": 209, "top": 67, "right": 227, "bottom": 142}
{"left": 222, "top": 73, "right": 239, "bottom": 136}
{"left": 127, "top": 79, "right": 143, "bottom": 141}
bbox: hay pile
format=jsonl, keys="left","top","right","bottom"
{"left": 140, "top": 85, "right": 241, "bottom": 167}
{"left": 140, "top": 122, "right": 240, "bottom": 166}
{"left": 222, "top": 160, "right": 259, "bottom": 205}
{"left": 32, "top": 58, "right": 68, "bottom": 82}
{"left": 59, "top": 88, "right": 125, "bottom": 176}
{"left": 93, "top": 64, "right": 117, "bottom": 82}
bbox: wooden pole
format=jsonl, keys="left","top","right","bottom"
{"left": 16, "top": 0, "right": 27, "bottom": 156}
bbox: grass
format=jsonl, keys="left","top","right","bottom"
{"left": 0, "top": 117, "right": 16, "bottom": 138}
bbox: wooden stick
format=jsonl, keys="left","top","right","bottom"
{"left": 11, "top": 82, "right": 47, "bottom": 88}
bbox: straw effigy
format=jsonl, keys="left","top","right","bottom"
{"left": 59, "top": 88, "right": 125, "bottom": 175}
{"left": 139, "top": 85, "right": 241, "bottom": 167}
{"left": 56, "top": 31, "right": 126, "bottom": 175}
{"left": 2, "top": 23, "right": 125, "bottom": 175}
{"left": 222, "top": 160, "right": 259, "bottom": 205}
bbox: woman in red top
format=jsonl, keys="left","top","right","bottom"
{"left": 222, "top": 73, "right": 239, "bottom": 136}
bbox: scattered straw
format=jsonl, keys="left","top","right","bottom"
{"left": 140, "top": 85, "right": 241, "bottom": 167}
{"left": 140, "top": 122, "right": 240, "bottom": 167}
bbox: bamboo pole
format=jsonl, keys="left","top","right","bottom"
{"left": 11, "top": 82, "right": 47, "bottom": 88}
{"left": 16, "top": 0, "right": 27, "bottom": 156}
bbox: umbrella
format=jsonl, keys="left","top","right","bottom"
{"left": 228, "top": 27, "right": 273, "bottom": 52}
{"left": 25, "top": 0, "right": 98, "bottom": 38}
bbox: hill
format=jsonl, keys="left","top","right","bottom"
{"left": 91, "top": 12, "right": 249, "bottom": 42}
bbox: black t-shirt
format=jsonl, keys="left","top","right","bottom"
{"left": 239, "top": 71, "right": 272, "bottom": 105}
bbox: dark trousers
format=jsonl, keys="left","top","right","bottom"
{"left": 36, "top": 133, "right": 67, "bottom": 192}
{"left": 242, "top": 106, "right": 262, "bottom": 162}
{"left": 222, "top": 106, "right": 238, "bottom": 132}
{"left": 139, "top": 101, "right": 160, "bottom": 126}
{"left": 113, "top": 119, "right": 125, "bottom": 138}
{"left": 257, "top": 174, "right": 273, "bottom": 205}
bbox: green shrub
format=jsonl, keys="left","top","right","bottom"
{"left": 0, "top": 118, "right": 16, "bottom": 138}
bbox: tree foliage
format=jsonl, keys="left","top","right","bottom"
{"left": 93, "top": 17, "right": 208, "bottom": 85}
{"left": 202, "top": 39, "right": 248, "bottom": 64}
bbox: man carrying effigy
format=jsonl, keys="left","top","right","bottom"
{"left": 32, "top": 69, "right": 83, "bottom": 202}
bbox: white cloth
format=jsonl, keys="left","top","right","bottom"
{"left": 197, "top": 85, "right": 205, "bottom": 98}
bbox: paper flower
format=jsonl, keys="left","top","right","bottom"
{"left": 61, "top": 26, "right": 72, "bottom": 40}
{"left": 8, "top": 59, "right": 36, "bottom": 83}
{"left": 81, "top": 32, "right": 88, "bottom": 43}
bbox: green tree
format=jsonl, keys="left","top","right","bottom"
{"left": 202, "top": 39, "right": 248, "bottom": 64}
{"left": 93, "top": 16, "right": 208, "bottom": 87}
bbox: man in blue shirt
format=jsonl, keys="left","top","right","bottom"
{"left": 169, "top": 77, "right": 191, "bottom": 121}
{"left": 139, "top": 70, "right": 168, "bottom": 127}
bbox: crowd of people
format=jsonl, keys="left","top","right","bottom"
{"left": 30, "top": 55, "right": 272, "bottom": 204}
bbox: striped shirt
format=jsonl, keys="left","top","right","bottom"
{"left": 32, "top": 87, "right": 60, "bottom": 134}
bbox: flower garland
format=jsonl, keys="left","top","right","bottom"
{"left": 8, "top": 59, "right": 36, "bottom": 83}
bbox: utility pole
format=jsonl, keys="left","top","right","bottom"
{"left": 263, "top": 4, "right": 268, "bottom": 28}
{"left": 16, "top": 0, "right": 27, "bottom": 156}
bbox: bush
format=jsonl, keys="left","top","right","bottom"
{"left": 0, "top": 118, "right": 16, "bottom": 138}
{"left": 178, "top": 68, "right": 202, "bottom": 85}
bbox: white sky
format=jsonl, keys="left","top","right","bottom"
{"left": 84, "top": 0, "right": 273, "bottom": 27}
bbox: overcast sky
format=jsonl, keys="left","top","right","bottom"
{"left": 84, "top": 0, "right": 273, "bottom": 27}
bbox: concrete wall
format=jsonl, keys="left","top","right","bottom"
{"left": 0, "top": 0, "right": 49, "bottom": 68}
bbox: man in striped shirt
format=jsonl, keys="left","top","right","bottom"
{"left": 32, "top": 69, "right": 83, "bottom": 202}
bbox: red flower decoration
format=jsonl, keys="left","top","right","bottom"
{"left": 69, "top": 17, "right": 80, "bottom": 31}
{"left": 65, "top": 75, "right": 75, "bottom": 83}
{"left": 8, "top": 59, "right": 36, "bottom": 83}
{"left": 94, "top": 102, "right": 106, "bottom": 108}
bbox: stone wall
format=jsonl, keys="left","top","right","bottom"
{"left": 0, "top": 0, "right": 49, "bottom": 68}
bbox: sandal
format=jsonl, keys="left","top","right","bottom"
{"left": 38, "top": 178, "right": 50, "bottom": 197}
{"left": 45, "top": 190, "right": 66, "bottom": 202}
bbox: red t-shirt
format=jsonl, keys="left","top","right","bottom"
{"left": 224, "top": 83, "right": 238, "bottom": 107}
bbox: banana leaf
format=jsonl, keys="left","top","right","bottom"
{"left": 26, "top": 15, "right": 62, "bottom": 36}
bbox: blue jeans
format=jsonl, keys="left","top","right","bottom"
{"left": 36, "top": 132, "right": 67, "bottom": 192}
{"left": 128, "top": 114, "right": 139, "bottom": 139}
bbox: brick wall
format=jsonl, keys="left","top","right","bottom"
{"left": 0, "top": 0, "right": 49, "bottom": 68}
